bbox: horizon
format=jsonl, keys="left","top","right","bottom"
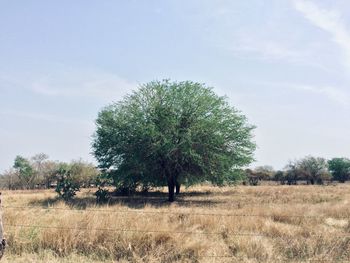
{"left": 1, "top": 0, "right": 350, "bottom": 173}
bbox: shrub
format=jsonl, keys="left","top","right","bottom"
{"left": 55, "top": 164, "right": 80, "bottom": 201}
{"left": 94, "top": 173, "right": 111, "bottom": 203}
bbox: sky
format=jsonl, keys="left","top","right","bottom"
{"left": 1, "top": 0, "right": 350, "bottom": 172}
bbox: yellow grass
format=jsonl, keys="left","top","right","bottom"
{"left": 1, "top": 184, "right": 350, "bottom": 262}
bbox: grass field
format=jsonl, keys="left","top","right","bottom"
{"left": 1, "top": 184, "right": 350, "bottom": 262}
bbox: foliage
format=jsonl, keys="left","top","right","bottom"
{"left": 283, "top": 162, "right": 300, "bottom": 185}
{"left": 273, "top": 170, "right": 285, "bottom": 184}
{"left": 1, "top": 154, "right": 99, "bottom": 190}
{"left": 282, "top": 157, "right": 330, "bottom": 185}
{"left": 94, "top": 173, "right": 112, "bottom": 203}
{"left": 297, "top": 156, "right": 330, "bottom": 185}
{"left": 39, "top": 160, "right": 60, "bottom": 188}
{"left": 328, "top": 158, "right": 350, "bottom": 183}
{"left": 0, "top": 169, "right": 21, "bottom": 190}
{"left": 95, "top": 188, "right": 110, "bottom": 203}
{"left": 244, "top": 169, "right": 260, "bottom": 186}
{"left": 254, "top": 166, "right": 275, "bottom": 180}
{"left": 30, "top": 153, "right": 49, "bottom": 186}
{"left": 13, "top": 156, "right": 35, "bottom": 189}
{"left": 55, "top": 163, "right": 80, "bottom": 201}
{"left": 70, "top": 160, "right": 100, "bottom": 187}
{"left": 243, "top": 166, "right": 275, "bottom": 186}
{"left": 93, "top": 80, "right": 256, "bottom": 201}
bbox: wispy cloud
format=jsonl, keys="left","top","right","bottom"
{"left": 204, "top": 5, "right": 328, "bottom": 70}
{"left": 229, "top": 37, "right": 306, "bottom": 63}
{"left": 292, "top": 0, "right": 350, "bottom": 70}
{"left": 1, "top": 68, "right": 137, "bottom": 103}
{"left": 293, "top": 84, "right": 350, "bottom": 107}
{"left": 0, "top": 109, "right": 93, "bottom": 127}
{"left": 30, "top": 69, "right": 137, "bottom": 102}
{"left": 259, "top": 80, "right": 350, "bottom": 108}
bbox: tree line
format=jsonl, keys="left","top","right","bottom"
{"left": 245, "top": 156, "right": 350, "bottom": 186}
{"left": 0, "top": 154, "right": 99, "bottom": 193}
{"left": 1, "top": 153, "right": 349, "bottom": 202}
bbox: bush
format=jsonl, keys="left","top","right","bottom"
{"left": 55, "top": 164, "right": 80, "bottom": 201}
{"left": 244, "top": 169, "right": 260, "bottom": 186}
{"left": 274, "top": 171, "right": 285, "bottom": 185}
{"left": 94, "top": 187, "right": 109, "bottom": 203}
{"left": 94, "top": 172, "right": 112, "bottom": 203}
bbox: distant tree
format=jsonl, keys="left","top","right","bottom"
{"left": 273, "top": 170, "right": 286, "bottom": 185}
{"left": 328, "top": 158, "right": 350, "bottom": 183}
{"left": 31, "top": 153, "right": 49, "bottom": 187}
{"left": 70, "top": 160, "right": 99, "bottom": 187}
{"left": 93, "top": 80, "right": 256, "bottom": 201}
{"left": 40, "top": 160, "right": 59, "bottom": 189}
{"left": 244, "top": 169, "right": 260, "bottom": 186}
{"left": 297, "top": 156, "right": 330, "bottom": 185}
{"left": 0, "top": 169, "right": 20, "bottom": 190}
{"left": 244, "top": 166, "right": 275, "bottom": 186}
{"left": 284, "top": 162, "right": 300, "bottom": 185}
{"left": 254, "top": 166, "right": 275, "bottom": 180}
{"left": 13, "top": 156, "right": 35, "bottom": 189}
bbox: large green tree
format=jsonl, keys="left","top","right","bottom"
{"left": 93, "top": 80, "right": 256, "bottom": 201}
{"left": 328, "top": 157, "right": 350, "bottom": 183}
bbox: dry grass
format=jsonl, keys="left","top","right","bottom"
{"left": 1, "top": 184, "right": 350, "bottom": 262}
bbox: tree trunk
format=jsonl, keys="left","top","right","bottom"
{"left": 0, "top": 193, "right": 6, "bottom": 259}
{"left": 175, "top": 182, "right": 181, "bottom": 195}
{"left": 167, "top": 177, "right": 175, "bottom": 202}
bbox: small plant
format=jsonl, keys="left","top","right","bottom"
{"left": 55, "top": 164, "right": 80, "bottom": 201}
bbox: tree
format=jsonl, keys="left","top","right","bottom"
{"left": 297, "top": 156, "right": 330, "bottom": 185}
{"left": 243, "top": 166, "right": 274, "bottom": 186}
{"left": 31, "top": 153, "right": 49, "bottom": 187}
{"left": 13, "top": 156, "right": 35, "bottom": 189}
{"left": 273, "top": 170, "right": 286, "bottom": 185}
{"left": 328, "top": 157, "right": 350, "bottom": 183}
{"left": 69, "top": 160, "right": 99, "bottom": 187}
{"left": 93, "top": 80, "right": 256, "bottom": 201}
{"left": 244, "top": 169, "right": 260, "bottom": 186}
{"left": 0, "top": 169, "right": 20, "bottom": 190}
{"left": 284, "top": 162, "right": 299, "bottom": 185}
{"left": 254, "top": 166, "right": 275, "bottom": 180}
{"left": 40, "top": 160, "right": 59, "bottom": 189}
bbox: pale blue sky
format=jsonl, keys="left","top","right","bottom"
{"left": 1, "top": 0, "right": 350, "bottom": 172}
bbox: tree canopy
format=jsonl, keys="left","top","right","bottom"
{"left": 13, "top": 155, "right": 35, "bottom": 189}
{"left": 282, "top": 156, "right": 330, "bottom": 185}
{"left": 297, "top": 156, "right": 330, "bottom": 185}
{"left": 328, "top": 157, "right": 350, "bottom": 183}
{"left": 93, "top": 80, "right": 256, "bottom": 201}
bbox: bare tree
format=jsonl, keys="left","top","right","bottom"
{"left": 31, "top": 153, "right": 49, "bottom": 188}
